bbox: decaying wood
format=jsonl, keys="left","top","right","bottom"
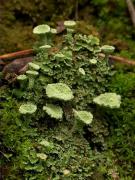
{"left": 2, "top": 56, "right": 33, "bottom": 82}
{"left": 1, "top": 49, "right": 135, "bottom": 66}
{"left": 2, "top": 57, "right": 33, "bottom": 77}
{"left": 126, "top": 0, "right": 135, "bottom": 27}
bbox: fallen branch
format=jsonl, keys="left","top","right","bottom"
{"left": 1, "top": 49, "right": 135, "bottom": 66}
{"left": 126, "top": 0, "right": 135, "bottom": 28}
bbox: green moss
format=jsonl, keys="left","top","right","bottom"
{"left": 0, "top": 23, "right": 35, "bottom": 53}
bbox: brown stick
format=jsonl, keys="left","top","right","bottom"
{"left": 126, "top": 0, "right": 135, "bottom": 27}
{"left": 99, "top": 53, "right": 135, "bottom": 66}
{"left": 1, "top": 49, "right": 135, "bottom": 66}
{"left": 0, "top": 49, "right": 34, "bottom": 60}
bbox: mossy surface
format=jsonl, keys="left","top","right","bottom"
{"left": 0, "top": 1, "right": 135, "bottom": 179}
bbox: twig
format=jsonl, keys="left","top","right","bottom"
{"left": 126, "top": 0, "right": 135, "bottom": 27}
{"left": 0, "top": 49, "right": 34, "bottom": 60}
{"left": 1, "top": 49, "right": 135, "bottom": 66}
{"left": 99, "top": 53, "right": 135, "bottom": 66}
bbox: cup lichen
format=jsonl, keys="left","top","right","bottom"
{"left": 19, "top": 103, "right": 37, "bottom": 114}
{"left": 93, "top": 92, "right": 121, "bottom": 108}
{"left": 46, "top": 83, "right": 74, "bottom": 101}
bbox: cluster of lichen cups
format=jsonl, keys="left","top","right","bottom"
{"left": 19, "top": 81, "right": 94, "bottom": 132}
{"left": 33, "top": 24, "right": 57, "bottom": 46}
{"left": 18, "top": 21, "right": 121, "bottom": 132}
{"left": 17, "top": 62, "right": 40, "bottom": 90}
{"left": 19, "top": 82, "right": 121, "bottom": 132}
